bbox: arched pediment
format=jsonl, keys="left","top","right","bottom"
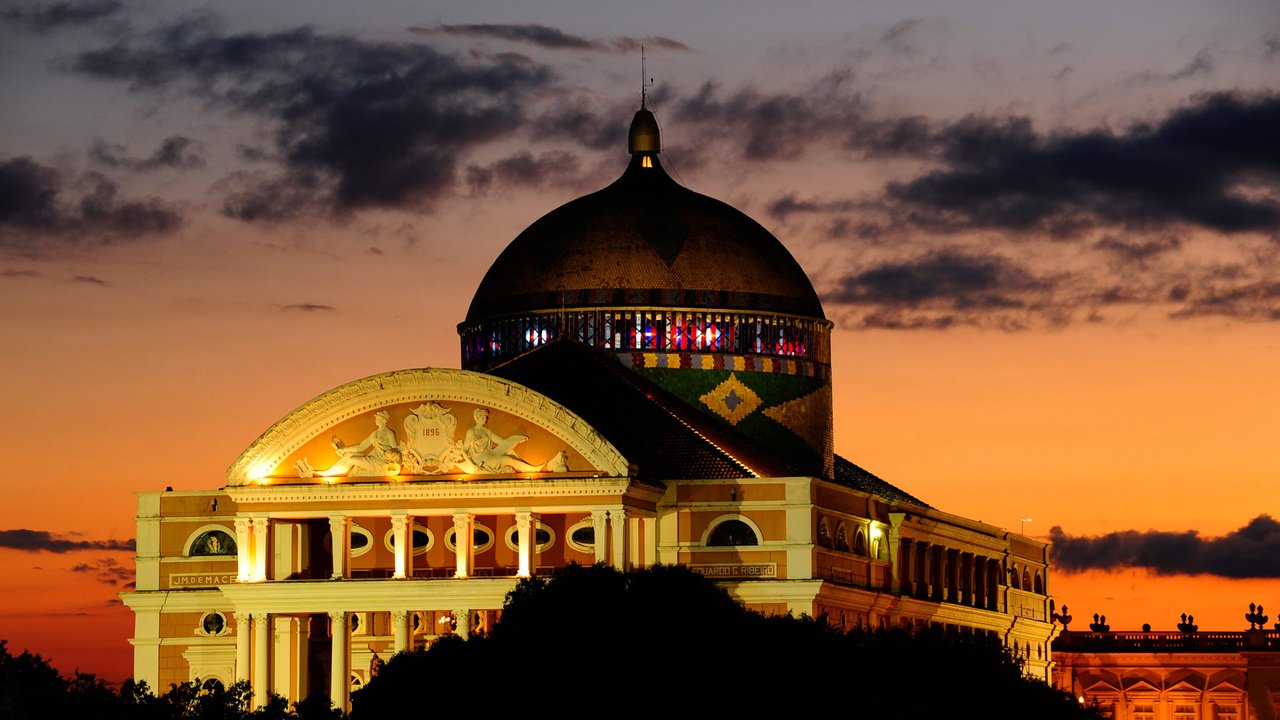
{"left": 226, "top": 368, "right": 629, "bottom": 486}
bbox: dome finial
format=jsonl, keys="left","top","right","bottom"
{"left": 629, "top": 46, "right": 661, "bottom": 155}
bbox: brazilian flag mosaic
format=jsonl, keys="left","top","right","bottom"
{"left": 631, "top": 366, "right": 833, "bottom": 478}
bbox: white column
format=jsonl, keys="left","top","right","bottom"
{"left": 515, "top": 511, "right": 535, "bottom": 578}
{"left": 453, "top": 513, "right": 474, "bottom": 578}
{"left": 641, "top": 516, "right": 658, "bottom": 569}
{"left": 296, "top": 617, "right": 310, "bottom": 700}
{"left": 328, "top": 516, "right": 349, "bottom": 580}
{"left": 272, "top": 617, "right": 293, "bottom": 705}
{"left": 252, "top": 516, "right": 270, "bottom": 582}
{"left": 234, "top": 611, "right": 251, "bottom": 682}
{"left": 391, "top": 610, "right": 410, "bottom": 654}
{"left": 591, "top": 509, "right": 609, "bottom": 565}
{"left": 329, "top": 611, "right": 349, "bottom": 711}
{"left": 252, "top": 611, "right": 269, "bottom": 708}
{"left": 454, "top": 608, "right": 471, "bottom": 640}
{"left": 391, "top": 513, "right": 409, "bottom": 580}
{"left": 234, "top": 518, "right": 252, "bottom": 582}
{"left": 628, "top": 515, "right": 642, "bottom": 568}
{"left": 611, "top": 508, "right": 629, "bottom": 570}
{"left": 887, "top": 512, "right": 905, "bottom": 595}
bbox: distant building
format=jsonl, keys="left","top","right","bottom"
{"left": 123, "top": 106, "right": 1055, "bottom": 710}
{"left": 1054, "top": 629, "right": 1280, "bottom": 719}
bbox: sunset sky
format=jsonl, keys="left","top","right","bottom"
{"left": 2, "top": 0, "right": 1278, "bottom": 681}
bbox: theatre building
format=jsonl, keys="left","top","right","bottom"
{"left": 123, "top": 106, "right": 1056, "bottom": 709}
{"left": 1055, "top": 627, "right": 1280, "bottom": 719}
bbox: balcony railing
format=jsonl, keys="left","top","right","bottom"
{"left": 1054, "top": 630, "right": 1280, "bottom": 652}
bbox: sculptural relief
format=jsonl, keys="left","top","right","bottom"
{"left": 294, "top": 404, "right": 570, "bottom": 479}
{"left": 296, "top": 410, "right": 401, "bottom": 478}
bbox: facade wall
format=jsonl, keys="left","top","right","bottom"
{"left": 1055, "top": 631, "right": 1280, "bottom": 720}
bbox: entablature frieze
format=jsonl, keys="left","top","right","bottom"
{"left": 224, "top": 476, "right": 662, "bottom": 513}
{"left": 895, "top": 518, "right": 1014, "bottom": 556}
{"left": 217, "top": 577, "right": 519, "bottom": 613}
{"left": 121, "top": 589, "right": 228, "bottom": 613}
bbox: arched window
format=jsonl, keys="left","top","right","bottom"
{"left": 853, "top": 529, "right": 868, "bottom": 556}
{"left": 706, "top": 519, "right": 759, "bottom": 547}
{"left": 1022, "top": 568, "right": 1031, "bottom": 591}
{"left": 816, "top": 517, "right": 832, "bottom": 548}
{"left": 1033, "top": 571, "right": 1044, "bottom": 595}
{"left": 188, "top": 528, "right": 237, "bottom": 557}
{"left": 834, "top": 523, "right": 849, "bottom": 552}
{"left": 1009, "top": 564, "right": 1020, "bottom": 589}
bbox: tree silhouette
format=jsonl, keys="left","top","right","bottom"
{"left": 352, "top": 564, "right": 1099, "bottom": 719}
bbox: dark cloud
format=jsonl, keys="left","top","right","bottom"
{"left": 2, "top": 268, "right": 41, "bottom": 277}
{"left": 1093, "top": 235, "right": 1182, "bottom": 266}
{"left": 1170, "top": 279, "right": 1280, "bottom": 321}
{"left": 466, "top": 150, "right": 581, "bottom": 192}
{"left": 1265, "top": 34, "right": 1280, "bottom": 58}
{"left": 1050, "top": 516, "right": 1280, "bottom": 578}
{"left": 72, "top": 18, "right": 557, "bottom": 219}
{"left": 0, "top": 529, "right": 134, "bottom": 553}
{"left": 0, "top": 0, "right": 120, "bottom": 33}
{"left": 1169, "top": 49, "right": 1213, "bottom": 81}
{"left": 282, "top": 303, "right": 335, "bottom": 312}
{"left": 0, "top": 157, "right": 183, "bottom": 247}
{"left": 669, "top": 74, "right": 937, "bottom": 162}
{"left": 410, "top": 23, "right": 689, "bottom": 54}
{"left": 672, "top": 75, "right": 869, "bottom": 161}
{"left": 530, "top": 104, "right": 628, "bottom": 152}
{"left": 823, "top": 251, "right": 1066, "bottom": 330}
{"left": 71, "top": 557, "right": 134, "bottom": 585}
{"left": 886, "top": 91, "right": 1280, "bottom": 237}
{"left": 879, "top": 19, "right": 924, "bottom": 54}
{"left": 90, "top": 135, "right": 206, "bottom": 171}
{"left": 767, "top": 193, "right": 863, "bottom": 221}
{"left": 72, "top": 274, "right": 109, "bottom": 285}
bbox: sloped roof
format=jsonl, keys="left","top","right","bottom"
{"left": 832, "top": 454, "right": 930, "bottom": 507}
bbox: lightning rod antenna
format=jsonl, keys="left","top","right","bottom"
{"left": 641, "top": 45, "right": 652, "bottom": 109}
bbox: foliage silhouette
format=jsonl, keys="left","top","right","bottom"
{"left": 0, "top": 639, "right": 344, "bottom": 720}
{"left": 351, "top": 564, "right": 1098, "bottom": 719}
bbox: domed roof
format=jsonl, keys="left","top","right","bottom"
{"left": 465, "top": 113, "right": 825, "bottom": 322}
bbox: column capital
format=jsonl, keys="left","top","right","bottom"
{"left": 233, "top": 516, "right": 252, "bottom": 530}
{"left": 514, "top": 511, "right": 533, "bottom": 530}
{"left": 390, "top": 609, "right": 409, "bottom": 623}
{"left": 234, "top": 610, "right": 251, "bottom": 626}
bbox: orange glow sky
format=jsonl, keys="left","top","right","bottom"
{"left": 2, "top": 0, "right": 1278, "bottom": 682}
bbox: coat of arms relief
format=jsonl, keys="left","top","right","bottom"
{"left": 294, "top": 403, "right": 570, "bottom": 479}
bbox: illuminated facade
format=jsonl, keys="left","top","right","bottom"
{"left": 1054, "top": 629, "right": 1280, "bottom": 719}
{"left": 123, "top": 107, "right": 1056, "bottom": 709}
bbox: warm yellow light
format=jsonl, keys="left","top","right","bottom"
{"left": 869, "top": 525, "right": 883, "bottom": 540}
{"left": 641, "top": 155, "right": 653, "bottom": 168}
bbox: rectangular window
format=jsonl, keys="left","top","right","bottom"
{"left": 1173, "top": 705, "right": 1197, "bottom": 720}
{"left": 1132, "top": 704, "right": 1155, "bottom": 720}
{"left": 1212, "top": 705, "right": 1237, "bottom": 720}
